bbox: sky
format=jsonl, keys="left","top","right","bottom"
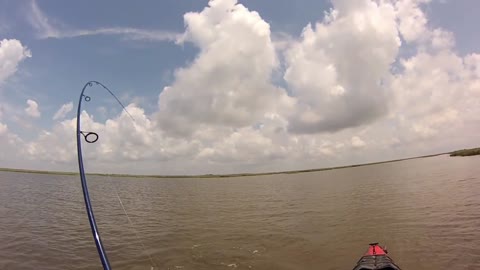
{"left": 0, "top": 0, "right": 479, "bottom": 175}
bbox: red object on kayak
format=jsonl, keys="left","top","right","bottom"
{"left": 352, "top": 243, "right": 401, "bottom": 270}
{"left": 366, "top": 244, "right": 387, "bottom": 256}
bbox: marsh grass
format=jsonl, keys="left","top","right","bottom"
{"left": 450, "top": 147, "right": 480, "bottom": 157}
{"left": 0, "top": 152, "right": 449, "bottom": 178}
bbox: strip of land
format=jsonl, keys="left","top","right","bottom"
{"left": 450, "top": 148, "right": 480, "bottom": 157}
{"left": 0, "top": 151, "right": 456, "bottom": 178}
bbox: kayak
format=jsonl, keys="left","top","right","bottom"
{"left": 352, "top": 243, "right": 401, "bottom": 270}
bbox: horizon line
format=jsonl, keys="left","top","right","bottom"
{"left": 0, "top": 152, "right": 452, "bottom": 179}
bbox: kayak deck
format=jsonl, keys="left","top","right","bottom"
{"left": 352, "top": 243, "right": 401, "bottom": 270}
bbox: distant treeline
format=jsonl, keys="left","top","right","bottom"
{"left": 450, "top": 148, "right": 480, "bottom": 157}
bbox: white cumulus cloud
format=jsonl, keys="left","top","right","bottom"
{"left": 53, "top": 102, "right": 73, "bottom": 120}
{"left": 284, "top": 0, "right": 401, "bottom": 133}
{"left": 351, "top": 136, "right": 366, "bottom": 148}
{"left": 0, "top": 122, "right": 7, "bottom": 135}
{"left": 395, "top": 0, "right": 430, "bottom": 42}
{"left": 0, "top": 39, "right": 31, "bottom": 83}
{"left": 25, "top": 99, "right": 40, "bottom": 118}
{"left": 157, "top": 0, "right": 293, "bottom": 136}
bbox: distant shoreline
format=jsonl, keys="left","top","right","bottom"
{"left": 0, "top": 152, "right": 456, "bottom": 178}
{"left": 450, "top": 148, "right": 480, "bottom": 157}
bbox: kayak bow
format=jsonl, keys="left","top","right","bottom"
{"left": 352, "top": 243, "right": 401, "bottom": 270}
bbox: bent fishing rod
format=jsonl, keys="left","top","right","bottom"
{"left": 76, "top": 81, "right": 134, "bottom": 270}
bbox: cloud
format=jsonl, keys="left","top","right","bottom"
{"left": 24, "top": 105, "right": 188, "bottom": 167}
{"left": 68, "top": 28, "right": 179, "bottom": 41}
{"left": 28, "top": 0, "right": 60, "bottom": 38}
{"left": 22, "top": 104, "right": 337, "bottom": 174}
{"left": 0, "top": 127, "right": 24, "bottom": 167}
{"left": 351, "top": 136, "right": 366, "bottom": 148}
{"left": 53, "top": 102, "right": 73, "bottom": 120}
{"left": 0, "top": 38, "right": 31, "bottom": 139}
{"left": 25, "top": 99, "right": 40, "bottom": 118}
{"left": 28, "top": 1, "right": 179, "bottom": 41}
{"left": 0, "top": 122, "right": 7, "bottom": 135}
{"left": 284, "top": 0, "right": 401, "bottom": 133}
{"left": 156, "top": 0, "right": 293, "bottom": 136}
{"left": 395, "top": 0, "right": 430, "bottom": 42}
{"left": 391, "top": 50, "right": 480, "bottom": 141}
{"left": 0, "top": 39, "right": 31, "bottom": 83}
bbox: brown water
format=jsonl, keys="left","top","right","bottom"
{"left": 1, "top": 155, "right": 480, "bottom": 270}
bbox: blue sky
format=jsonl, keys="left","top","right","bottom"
{"left": 2, "top": 1, "right": 336, "bottom": 125}
{"left": 1, "top": 0, "right": 480, "bottom": 174}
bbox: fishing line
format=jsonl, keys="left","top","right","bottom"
{"left": 108, "top": 175, "right": 159, "bottom": 270}
{"left": 76, "top": 81, "right": 141, "bottom": 270}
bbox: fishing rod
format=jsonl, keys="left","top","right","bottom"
{"left": 76, "top": 81, "right": 134, "bottom": 270}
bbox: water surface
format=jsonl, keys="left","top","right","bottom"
{"left": 1, "top": 155, "right": 480, "bottom": 269}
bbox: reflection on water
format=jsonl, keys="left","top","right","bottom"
{"left": 1, "top": 155, "right": 480, "bottom": 269}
